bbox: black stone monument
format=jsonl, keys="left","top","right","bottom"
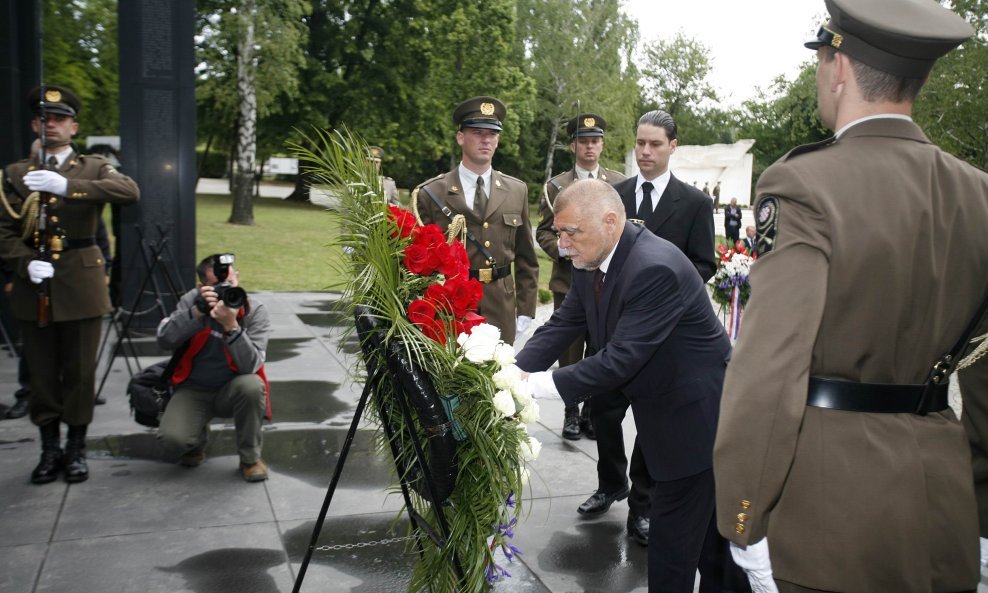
{"left": 118, "top": 0, "right": 197, "bottom": 329}
{"left": 0, "top": 0, "right": 39, "bottom": 167}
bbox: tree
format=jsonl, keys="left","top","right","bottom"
{"left": 639, "top": 33, "right": 718, "bottom": 120}
{"left": 514, "top": 0, "right": 640, "bottom": 184}
{"left": 42, "top": 0, "right": 119, "bottom": 137}
{"left": 196, "top": 0, "right": 309, "bottom": 224}
{"left": 914, "top": 0, "right": 988, "bottom": 169}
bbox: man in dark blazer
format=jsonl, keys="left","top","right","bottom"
{"left": 582, "top": 110, "right": 717, "bottom": 544}
{"left": 517, "top": 179, "right": 746, "bottom": 593}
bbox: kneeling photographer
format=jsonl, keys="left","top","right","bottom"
{"left": 156, "top": 253, "right": 272, "bottom": 482}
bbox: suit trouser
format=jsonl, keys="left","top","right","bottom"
{"left": 21, "top": 316, "right": 102, "bottom": 426}
{"left": 649, "top": 468, "right": 751, "bottom": 593}
{"left": 158, "top": 374, "right": 266, "bottom": 464}
{"left": 588, "top": 389, "right": 653, "bottom": 516}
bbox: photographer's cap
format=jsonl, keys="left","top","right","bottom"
{"left": 567, "top": 113, "right": 606, "bottom": 139}
{"left": 453, "top": 96, "right": 506, "bottom": 131}
{"left": 804, "top": 0, "right": 973, "bottom": 78}
{"left": 28, "top": 85, "right": 82, "bottom": 118}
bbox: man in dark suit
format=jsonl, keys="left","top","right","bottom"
{"left": 517, "top": 178, "right": 744, "bottom": 592}
{"left": 742, "top": 226, "right": 756, "bottom": 255}
{"left": 582, "top": 110, "right": 716, "bottom": 544}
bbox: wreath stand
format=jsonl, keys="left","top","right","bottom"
{"left": 292, "top": 307, "right": 463, "bottom": 592}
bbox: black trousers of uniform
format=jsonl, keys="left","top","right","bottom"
{"left": 588, "top": 388, "right": 653, "bottom": 516}
{"left": 649, "top": 468, "right": 751, "bottom": 593}
{"left": 21, "top": 316, "right": 102, "bottom": 426}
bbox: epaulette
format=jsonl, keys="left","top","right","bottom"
{"left": 782, "top": 137, "right": 836, "bottom": 161}
{"left": 494, "top": 170, "right": 526, "bottom": 186}
{"left": 412, "top": 173, "right": 445, "bottom": 191}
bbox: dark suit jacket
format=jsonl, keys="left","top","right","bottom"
{"left": 613, "top": 174, "right": 716, "bottom": 281}
{"left": 516, "top": 223, "right": 731, "bottom": 481}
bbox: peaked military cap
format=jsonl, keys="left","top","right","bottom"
{"left": 567, "top": 113, "right": 606, "bottom": 139}
{"left": 28, "top": 85, "right": 82, "bottom": 118}
{"left": 367, "top": 145, "right": 385, "bottom": 160}
{"left": 452, "top": 96, "right": 506, "bottom": 131}
{"left": 805, "top": 0, "right": 973, "bottom": 78}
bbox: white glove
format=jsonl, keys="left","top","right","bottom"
{"left": 527, "top": 371, "right": 560, "bottom": 400}
{"left": 516, "top": 315, "right": 533, "bottom": 334}
{"left": 980, "top": 536, "right": 988, "bottom": 571}
{"left": 730, "top": 539, "right": 779, "bottom": 593}
{"left": 23, "top": 169, "right": 68, "bottom": 196}
{"left": 27, "top": 260, "right": 54, "bottom": 284}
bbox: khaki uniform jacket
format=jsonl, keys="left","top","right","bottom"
{"left": 536, "top": 167, "right": 625, "bottom": 294}
{"left": 0, "top": 153, "right": 139, "bottom": 321}
{"left": 414, "top": 168, "right": 538, "bottom": 345}
{"left": 713, "top": 118, "right": 988, "bottom": 592}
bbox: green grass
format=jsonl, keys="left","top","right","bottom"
{"left": 195, "top": 194, "right": 345, "bottom": 292}
{"left": 185, "top": 195, "right": 553, "bottom": 294}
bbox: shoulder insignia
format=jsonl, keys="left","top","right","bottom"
{"left": 413, "top": 173, "right": 445, "bottom": 192}
{"left": 495, "top": 171, "right": 525, "bottom": 185}
{"left": 783, "top": 137, "right": 836, "bottom": 161}
{"left": 755, "top": 196, "right": 780, "bottom": 255}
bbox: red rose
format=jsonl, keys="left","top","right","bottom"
{"left": 388, "top": 206, "right": 417, "bottom": 239}
{"left": 444, "top": 275, "right": 483, "bottom": 316}
{"left": 404, "top": 244, "right": 435, "bottom": 276}
{"left": 424, "top": 282, "right": 453, "bottom": 314}
{"left": 408, "top": 298, "right": 447, "bottom": 344}
{"left": 455, "top": 312, "right": 486, "bottom": 336}
{"left": 443, "top": 239, "right": 471, "bottom": 280}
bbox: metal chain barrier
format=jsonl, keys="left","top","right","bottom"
{"left": 315, "top": 534, "right": 419, "bottom": 552}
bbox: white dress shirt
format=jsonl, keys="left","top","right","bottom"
{"left": 635, "top": 170, "right": 671, "bottom": 213}
{"left": 574, "top": 165, "right": 600, "bottom": 180}
{"left": 458, "top": 163, "right": 493, "bottom": 211}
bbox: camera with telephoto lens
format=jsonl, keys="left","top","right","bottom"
{"left": 195, "top": 253, "right": 247, "bottom": 313}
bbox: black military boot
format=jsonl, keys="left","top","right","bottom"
{"left": 63, "top": 425, "right": 89, "bottom": 483}
{"left": 31, "top": 422, "right": 62, "bottom": 484}
{"left": 562, "top": 405, "right": 581, "bottom": 440}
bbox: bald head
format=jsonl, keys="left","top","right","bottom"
{"left": 553, "top": 179, "right": 626, "bottom": 271}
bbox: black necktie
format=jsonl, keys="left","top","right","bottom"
{"left": 594, "top": 269, "right": 605, "bottom": 306}
{"left": 47, "top": 156, "right": 57, "bottom": 170}
{"left": 474, "top": 177, "right": 487, "bottom": 218}
{"left": 638, "top": 182, "right": 654, "bottom": 219}
{"left": 587, "top": 171, "right": 594, "bottom": 179}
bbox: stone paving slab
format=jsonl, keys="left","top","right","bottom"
{"left": 0, "top": 291, "right": 984, "bottom": 593}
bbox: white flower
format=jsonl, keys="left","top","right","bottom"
{"left": 518, "top": 400, "right": 540, "bottom": 424}
{"left": 511, "top": 379, "right": 533, "bottom": 408}
{"left": 520, "top": 436, "right": 541, "bottom": 461}
{"left": 520, "top": 467, "right": 531, "bottom": 485}
{"left": 492, "top": 390, "right": 516, "bottom": 417}
{"left": 492, "top": 364, "right": 521, "bottom": 391}
{"left": 493, "top": 343, "right": 516, "bottom": 367}
{"left": 457, "top": 323, "right": 501, "bottom": 363}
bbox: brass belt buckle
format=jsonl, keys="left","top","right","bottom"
{"left": 478, "top": 268, "right": 493, "bottom": 283}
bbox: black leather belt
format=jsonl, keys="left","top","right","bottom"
{"left": 63, "top": 237, "right": 96, "bottom": 250}
{"left": 469, "top": 264, "right": 511, "bottom": 283}
{"left": 807, "top": 376, "right": 949, "bottom": 415}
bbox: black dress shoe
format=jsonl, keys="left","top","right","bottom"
{"left": 31, "top": 448, "right": 63, "bottom": 484}
{"left": 562, "top": 415, "right": 582, "bottom": 440}
{"left": 627, "top": 512, "right": 650, "bottom": 546}
{"left": 5, "top": 398, "right": 29, "bottom": 419}
{"left": 577, "top": 487, "right": 630, "bottom": 516}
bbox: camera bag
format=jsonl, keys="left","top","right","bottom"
{"left": 127, "top": 342, "right": 189, "bottom": 428}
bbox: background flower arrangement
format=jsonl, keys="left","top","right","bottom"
{"left": 710, "top": 242, "right": 755, "bottom": 340}
{"left": 290, "top": 128, "right": 540, "bottom": 593}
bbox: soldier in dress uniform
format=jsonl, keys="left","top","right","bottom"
{"left": 0, "top": 85, "right": 140, "bottom": 484}
{"left": 712, "top": 1, "right": 987, "bottom": 591}
{"left": 367, "top": 145, "right": 399, "bottom": 206}
{"left": 412, "top": 96, "right": 538, "bottom": 345}
{"left": 537, "top": 113, "right": 625, "bottom": 441}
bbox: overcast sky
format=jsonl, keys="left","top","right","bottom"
{"left": 622, "top": 0, "right": 827, "bottom": 105}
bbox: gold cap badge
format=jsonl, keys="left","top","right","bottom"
{"left": 480, "top": 102, "right": 495, "bottom": 116}
{"left": 45, "top": 89, "right": 62, "bottom": 102}
{"left": 583, "top": 117, "right": 596, "bottom": 128}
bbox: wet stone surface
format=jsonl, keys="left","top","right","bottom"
{"left": 265, "top": 337, "right": 315, "bottom": 363}
{"left": 266, "top": 380, "right": 346, "bottom": 422}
